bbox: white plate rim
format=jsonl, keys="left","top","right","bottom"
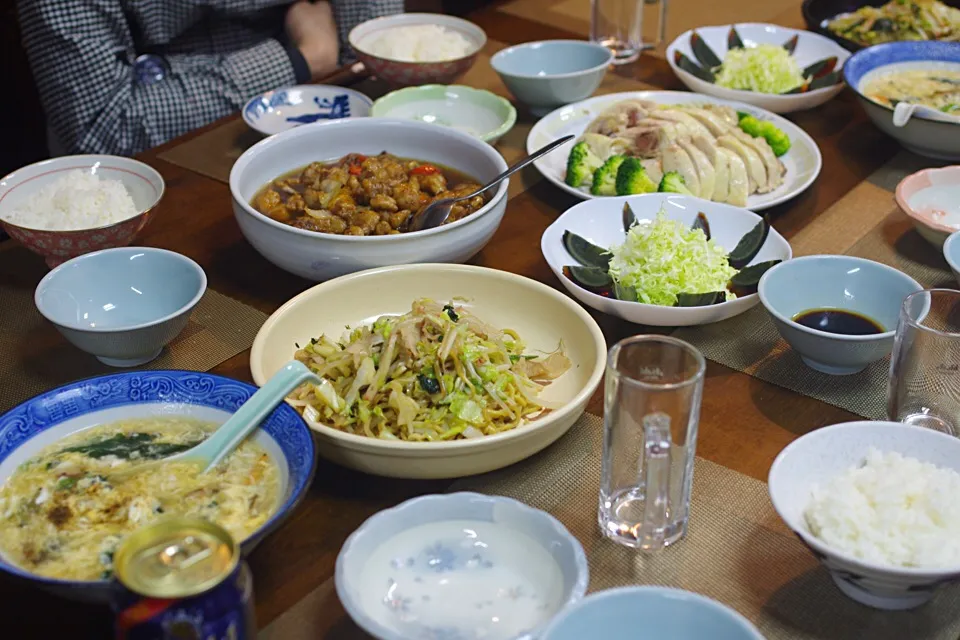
{"left": 526, "top": 90, "right": 823, "bottom": 211}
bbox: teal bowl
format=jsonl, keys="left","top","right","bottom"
{"left": 758, "top": 255, "right": 922, "bottom": 375}
{"left": 542, "top": 587, "right": 763, "bottom": 640}
{"left": 371, "top": 84, "right": 517, "bottom": 144}
{"left": 35, "top": 247, "right": 206, "bottom": 367}
{"left": 490, "top": 40, "right": 612, "bottom": 115}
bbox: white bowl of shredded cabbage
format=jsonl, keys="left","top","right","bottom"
{"left": 541, "top": 193, "right": 792, "bottom": 327}
{"left": 769, "top": 421, "right": 960, "bottom": 611}
{"left": 666, "top": 23, "right": 850, "bottom": 114}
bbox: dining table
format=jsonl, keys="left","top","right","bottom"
{"left": 3, "top": 0, "right": 959, "bottom": 638}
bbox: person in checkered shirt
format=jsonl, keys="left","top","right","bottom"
{"left": 17, "top": 0, "right": 403, "bottom": 157}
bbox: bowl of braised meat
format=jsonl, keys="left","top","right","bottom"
{"left": 229, "top": 118, "right": 509, "bottom": 281}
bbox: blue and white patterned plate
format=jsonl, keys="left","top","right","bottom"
{"left": 242, "top": 85, "right": 373, "bottom": 136}
{"left": 0, "top": 370, "right": 316, "bottom": 601}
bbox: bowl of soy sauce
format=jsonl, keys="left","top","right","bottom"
{"left": 758, "top": 256, "right": 922, "bottom": 375}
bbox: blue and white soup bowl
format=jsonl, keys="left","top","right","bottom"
{"left": 243, "top": 85, "right": 373, "bottom": 136}
{"left": 0, "top": 370, "right": 316, "bottom": 602}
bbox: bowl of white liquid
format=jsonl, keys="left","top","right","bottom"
{"left": 335, "top": 492, "right": 589, "bottom": 639}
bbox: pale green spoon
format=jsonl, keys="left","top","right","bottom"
{"left": 117, "top": 360, "right": 319, "bottom": 477}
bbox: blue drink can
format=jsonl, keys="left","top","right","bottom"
{"left": 112, "top": 516, "right": 255, "bottom": 640}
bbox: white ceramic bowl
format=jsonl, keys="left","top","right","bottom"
{"left": 35, "top": 247, "right": 207, "bottom": 367}
{"left": 667, "top": 24, "right": 849, "bottom": 114}
{"left": 491, "top": 40, "right": 613, "bottom": 115}
{"left": 542, "top": 586, "right": 763, "bottom": 640}
{"left": 844, "top": 42, "right": 960, "bottom": 161}
{"left": 249, "top": 264, "right": 606, "bottom": 478}
{"left": 0, "top": 155, "right": 164, "bottom": 268}
{"left": 242, "top": 85, "right": 372, "bottom": 136}
{"left": 229, "top": 118, "right": 509, "bottom": 282}
{"left": 769, "top": 421, "right": 960, "bottom": 610}
{"left": 943, "top": 230, "right": 960, "bottom": 287}
{"left": 336, "top": 492, "right": 589, "bottom": 639}
{"left": 758, "top": 255, "right": 922, "bottom": 375}
{"left": 541, "top": 193, "right": 792, "bottom": 327}
{"left": 897, "top": 166, "right": 960, "bottom": 248}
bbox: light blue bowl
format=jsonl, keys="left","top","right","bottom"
{"left": 491, "top": 40, "right": 612, "bottom": 115}
{"left": 758, "top": 255, "right": 922, "bottom": 375}
{"left": 0, "top": 370, "right": 316, "bottom": 602}
{"left": 336, "top": 492, "right": 589, "bottom": 639}
{"left": 242, "top": 84, "right": 373, "bottom": 136}
{"left": 542, "top": 587, "right": 764, "bottom": 640}
{"left": 35, "top": 247, "right": 207, "bottom": 367}
{"left": 843, "top": 41, "right": 960, "bottom": 161}
{"left": 943, "top": 230, "right": 960, "bottom": 287}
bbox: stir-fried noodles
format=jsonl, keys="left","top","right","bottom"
{"left": 289, "top": 299, "right": 572, "bottom": 441}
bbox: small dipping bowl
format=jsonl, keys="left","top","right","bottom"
{"left": 336, "top": 492, "right": 588, "bottom": 639}
{"left": 758, "top": 255, "right": 922, "bottom": 375}
{"left": 491, "top": 40, "right": 613, "bottom": 115}
{"left": 242, "top": 85, "right": 373, "bottom": 136}
{"left": 896, "top": 165, "right": 960, "bottom": 248}
{"left": 371, "top": 84, "right": 517, "bottom": 144}
{"left": 542, "top": 586, "right": 763, "bottom": 640}
{"left": 35, "top": 247, "right": 207, "bottom": 367}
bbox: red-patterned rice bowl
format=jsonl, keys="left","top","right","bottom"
{"left": 895, "top": 165, "right": 960, "bottom": 248}
{"left": 348, "top": 13, "right": 485, "bottom": 88}
{"left": 0, "top": 155, "right": 164, "bottom": 268}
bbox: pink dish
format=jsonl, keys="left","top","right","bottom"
{"left": 895, "top": 165, "right": 960, "bottom": 248}
{"left": 0, "top": 156, "right": 165, "bottom": 268}
{"left": 348, "top": 14, "right": 486, "bottom": 88}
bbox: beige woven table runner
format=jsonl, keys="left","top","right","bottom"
{"left": 674, "top": 151, "right": 954, "bottom": 421}
{"left": 449, "top": 413, "right": 960, "bottom": 640}
{"left": 0, "top": 245, "right": 268, "bottom": 412}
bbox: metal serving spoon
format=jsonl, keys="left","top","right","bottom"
{"left": 114, "top": 361, "right": 319, "bottom": 477}
{"left": 406, "top": 134, "right": 576, "bottom": 232}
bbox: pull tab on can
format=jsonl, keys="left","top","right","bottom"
{"left": 639, "top": 412, "right": 672, "bottom": 551}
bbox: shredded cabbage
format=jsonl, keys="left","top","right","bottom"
{"left": 608, "top": 210, "right": 738, "bottom": 306}
{"left": 714, "top": 44, "right": 806, "bottom": 95}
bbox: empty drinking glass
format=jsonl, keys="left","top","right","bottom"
{"left": 599, "top": 336, "right": 705, "bottom": 550}
{"left": 887, "top": 289, "right": 960, "bottom": 436}
{"left": 590, "top": 0, "right": 667, "bottom": 65}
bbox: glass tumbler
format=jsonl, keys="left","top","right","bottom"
{"left": 887, "top": 289, "right": 960, "bottom": 435}
{"left": 591, "top": 0, "right": 667, "bottom": 65}
{"left": 599, "top": 336, "right": 706, "bottom": 550}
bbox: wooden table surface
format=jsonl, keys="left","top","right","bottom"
{"left": 2, "top": 0, "right": 905, "bottom": 636}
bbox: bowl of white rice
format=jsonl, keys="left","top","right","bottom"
{"left": 0, "top": 155, "right": 164, "bottom": 268}
{"left": 348, "top": 13, "right": 486, "bottom": 88}
{"left": 769, "top": 421, "right": 960, "bottom": 611}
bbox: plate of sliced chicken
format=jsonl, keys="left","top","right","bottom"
{"left": 526, "top": 91, "right": 822, "bottom": 211}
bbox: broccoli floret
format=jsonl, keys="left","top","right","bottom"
{"left": 590, "top": 155, "right": 627, "bottom": 196}
{"left": 565, "top": 140, "right": 603, "bottom": 187}
{"left": 738, "top": 115, "right": 792, "bottom": 157}
{"left": 614, "top": 157, "right": 657, "bottom": 196}
{"left": 657, "top": 171, "right": 693, "bottom": 195}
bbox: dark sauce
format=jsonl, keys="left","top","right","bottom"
{"left": 792, "top": 309, "right": 884, "bottom": 336}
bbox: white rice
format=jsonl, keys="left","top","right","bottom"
{"left": 804, "top": 448, "right": 960, "bottom": 568}
{"left": 360, "top": 25, "right": 474, "bottom": 62}
{"left": 1, "top": 169, "right": 138, "bottom": 231}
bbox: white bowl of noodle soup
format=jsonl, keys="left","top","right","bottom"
{"left": 0, "top": 370, "right": 315, "bottom": 602}
{"left": 250, "top": 263, "right": 607, "bottom": 479}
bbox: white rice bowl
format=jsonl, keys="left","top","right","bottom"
{"left": 359, "top": 24, "right": 474, "bottom": 62}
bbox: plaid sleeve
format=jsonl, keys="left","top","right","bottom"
{"left": 331, "top": 0, "right": 405, "bottom": 63}
{"left": 18, "top": 0, "right": 298, "bottom": 156}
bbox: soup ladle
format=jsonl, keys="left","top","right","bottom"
{"left": 405, "top": 134, "right": 576, "bottom": 232}
{"left": 116, "top": 361, "right": 319, "bottom": 477}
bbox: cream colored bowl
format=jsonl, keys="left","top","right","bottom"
{"left": 250, "top": 264, "right": 606, "bottom": 479}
